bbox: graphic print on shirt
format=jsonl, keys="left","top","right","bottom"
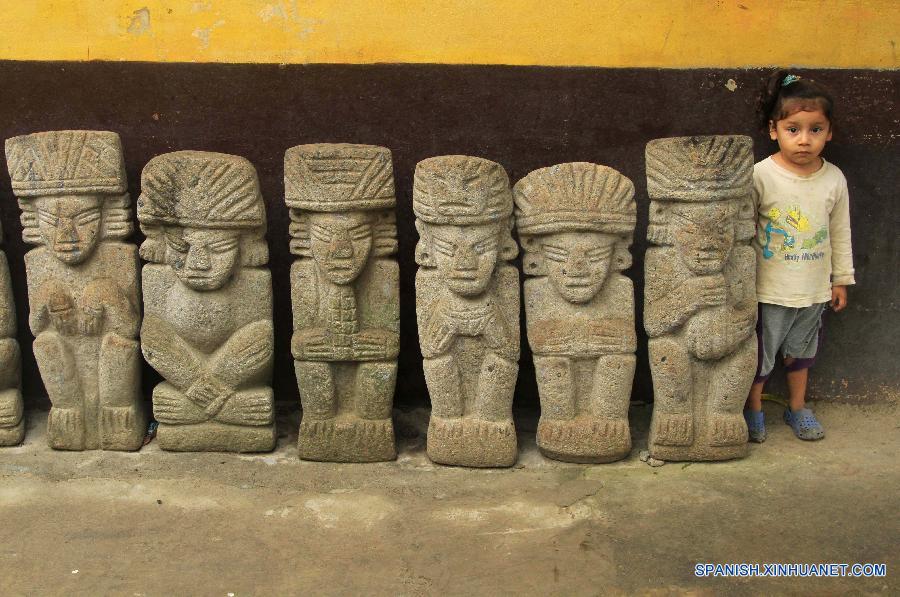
{"left": 761, "top": 206, "right": 828, "bottom": 261}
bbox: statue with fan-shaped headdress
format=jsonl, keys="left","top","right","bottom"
{"left": 644, "top": 135, "right": 757, "bottom": 462}
{"left": 284, "top": 143, "right": 399, "bottom": 462}
{"left": 514, "top": 163, "right": 637, "bottom": 463}
{"left": 414, "top": 155, "right": 520, "bottom": 468}
{"left": 5, "top": 130, "right": 144, "bottom": 450}
{"left": 138, "top": 151, "right": 275, "bottom": 452}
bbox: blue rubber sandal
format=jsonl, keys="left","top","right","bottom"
{"left": 744, "top": 409, "right": 766, "bottom": 443}
{"left": 783, "top": 408, "right": 825, "bottom": 441}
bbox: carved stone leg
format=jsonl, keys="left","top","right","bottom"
{"left": 0, "top": 339, "right": 23, "bottom": 446}
{"left": 707, "top": 335, "right": 756, "bottom": 448}
{"left": 534, "top": 355, "right": 584, "bottom": 462}
{"left": 422, "top": 354, "right": 463, "bottom": 418}
{"left": 34, "top": 331, "right": 85, "bottom": 450}
{"left": 156, "top": 382, "right": 275, "bottom": 452}
{"left": 648, "top": 337, "right": 694, "bottom": 449}
{"left": 301, "top": 361, "right": 398, "bottom": 463}
{"left": 428, "top": 352, "right": 517, "bottom": 468}
{"left": 98, "top": 334, "right": 145, "bottom": 451}
{"left": 295, "top": 361, "right": 337, "bottom": 420}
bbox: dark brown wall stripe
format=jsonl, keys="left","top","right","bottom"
{"left": 1, "top": 62, "right": 897, "bottom": 409}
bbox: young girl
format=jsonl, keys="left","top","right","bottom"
{"left": 744, "top": 71, "right": 855, "bottom": 442}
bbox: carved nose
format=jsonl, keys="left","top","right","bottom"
{"left": 453, "top": 250, "right": 477, "bottom": 270}
{"left": 329, "top": 235, "right": 353, "bottom": 259}
{"left": 186, "top": 245, "right": 211, "bottom": 270}
{"left": 564, "top": 257, "right": 587, "bottom": 277}
{"left": 56, "top": 219, "right": 78, "bottom": 244}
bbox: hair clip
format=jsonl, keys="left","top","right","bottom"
{"left": 782, "top": 74, "right": 801, "bottom": 87}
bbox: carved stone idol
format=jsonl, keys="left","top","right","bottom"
{"left": 138, "top": 151, "right": 275, "bottom": 452}
{"left": 284, "top": 144, "right": 399, "bottom": 462}
{"left": 514, "top": 163, "right": 637, "bottom": 463}
{"left": 5, "top": 131, "right": 145, "bottom": 450}
{"left": 414, "top": 156, "right": 520, "bottom": 467}
{"left": 644, "top": 135, "right": 758, "bottom": 461}
{"left": 0, "top": 223, "right": 23, "bottom": 446}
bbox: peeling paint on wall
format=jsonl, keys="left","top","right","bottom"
{"left": 126, "top": 7, "right": 151, "bottom": 36}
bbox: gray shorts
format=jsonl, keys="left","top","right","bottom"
{"left": 755, "top": 302, "right": 826, "bottom": 381}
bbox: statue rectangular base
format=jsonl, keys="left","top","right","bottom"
{"left": 0, "top": 420, "right": 25, "bottom": 446}
{"left": 157, "top": 422, "right": 275, "bottom": 453}
{"left": 298, "top": 415, "right": 396, "bottom": 462}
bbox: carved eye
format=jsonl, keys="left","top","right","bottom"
{"left": 207, "top": 238, "right": 239, "bottom": 253}
{"left": 75, "top": 209, "right": 101, "bottom": 225}
{"left": 541, "top": 245, "right": 568, "bottom": 263}
{"left": 37, "top": 209, "right": 58, "bottom": 226}
{"left": 311, "top": 225, "right": 333, "bottom": 243}
{"left": 473, "top": 237, "right": 498, "bottom": 255}
{"left": 165, "top": 233, "right": 189, "bottom": 253}
{"left": 587, "top": 246, "right": 614, "bottom": 263}
{"left": 432, "top": 236, "right": 455, "bottom": 257}
{"left": 350, "top": 224, "right": 373, "bottom": 241}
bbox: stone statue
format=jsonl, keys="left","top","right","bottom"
{"left": 0, "top": 222, "right": 23, "bottom": 446}
{"left": 414, "top": 155, "right": 520, "bottom": 467}
{"left": 644, "top": 135, "right": 758, "bottom": 461}
{"left": 5, "top": 130, "right": 144, "bottom": 450}
{"left": 514, "top": 163, "right": 637, "bottom": 463}
{"left": 138, "top": 151, "right": 275, "bottom": 452}
{"left": 284, "top": 144, "right": 399, "bottom": 462}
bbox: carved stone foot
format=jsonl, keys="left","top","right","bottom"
{"left": 652, "top": 413, "right": 694, "bottom": 446}
{"left": 426, "top": 415, "right": 517, "bottom": 468}
{"left": 47, "top": 407, "right": 85, "bottom": 451}
{"left": 298, "top": 414, "right": 396, "bottom": 462}
{"left": 100, "top": 405, "right": 146, "bottom": 451}
{"left": 708, "top": 413, "right": 749, "bottom": 446}
{"left": 537, "top": 416, "right": 631, "bottom": 463}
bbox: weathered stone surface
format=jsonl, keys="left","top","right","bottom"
{"left": 285, "top": 144, "right": 398, "bottom": 462}
{"left": 5, "top": 130, "right": 145, "bottom": 450}
{"left": 0, "top": 222, "right": 23, "bottom": 446}
{"left": 414, "top": 155, "right": 520, "bottom": 467}
{"left": 644, "top": 135, "right": 758, "bottom": 461}
{"left": 138, "top": 151, "right": 274, "bottom": 452}
{"left": 514, "top": 163, "right": 637, "bottom": 463}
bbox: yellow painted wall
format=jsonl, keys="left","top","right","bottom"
{"left": 0, "top": 0, "right": 896, "bottom": 68}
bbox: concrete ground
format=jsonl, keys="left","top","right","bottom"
{"left": 0, "top": 398, "right": 897, "bottom": 596}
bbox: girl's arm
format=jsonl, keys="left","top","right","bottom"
{"left": 829, "top": 177, "right": 855, "bottom": 289}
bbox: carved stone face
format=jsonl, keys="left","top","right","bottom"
{"left": 541, "top": 231, "right": 616, "bottom": 304}
{"left": 429, "top": 222, "right": 499, "bottom": 297}
{"left": 36, "top": 195, "right": 102, "bottom": 265}
{"left": 672, "top": 203, "right": 734, "bottom": 275}
{"left": 309, "top": 212, "right": 373, "bottom": 285}
{"left": 166, "top": 227, "right": 240, "bottom": 291}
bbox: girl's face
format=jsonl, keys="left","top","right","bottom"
{"left": 769, "top": 107, "right": 832, "bottom": 174}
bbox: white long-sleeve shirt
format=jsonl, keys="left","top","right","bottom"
{"left": 752, "top": 156, "right": 855, "bottom": 307}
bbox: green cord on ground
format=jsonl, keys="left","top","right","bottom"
{"left": 762, "top": 393, "right": 788, "bottom": 407}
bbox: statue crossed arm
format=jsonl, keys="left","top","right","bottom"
{"left": 141, "top": 315, "right": 273, "bottom": 424}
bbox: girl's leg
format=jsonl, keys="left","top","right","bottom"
{"left": 746, "top": 381, "right": 765, "bottom": 411}
{"left": 783, "top": 357, "right": 809, "bottom": 411}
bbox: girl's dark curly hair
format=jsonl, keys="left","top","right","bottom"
{"left": 756, "top": 70, "right": 835, "bottom": 134}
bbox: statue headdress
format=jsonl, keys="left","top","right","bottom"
{"left": 284, "top": 144, "right": 397, "bottom": 258}
{"left": 413, "top": 155, "right": 517, "bottom": 265}
{"left": 5, "top": 130, "right": 133, "bottom": 245}
{"left": 137, "top": 151, "right": 268, "bottom": 265}
{"left": 514, "top": 162, "right": 636, "bottom": 275}
{"left": 645, "top": 135, "right": 755, "bottom": 245}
